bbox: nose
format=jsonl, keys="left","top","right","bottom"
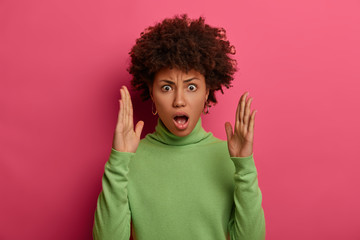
{"left": 173, "top": 88, "right": 186, "bottom": 108}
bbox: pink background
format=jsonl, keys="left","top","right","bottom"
{"left": 1, "top": 0, "right": 359, "bottom": 239}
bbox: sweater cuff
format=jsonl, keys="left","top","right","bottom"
{"left": 108, "top": 147, "right": 135, "bottom": 167}
{"left": 230, "top": 153, "right": 257, "bottom": 174}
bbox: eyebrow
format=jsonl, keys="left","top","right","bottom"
{"left": 159, "top": 78, "right": 199, "bottom": 84}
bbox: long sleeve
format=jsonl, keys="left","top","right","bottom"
{"left": 227, "top": 153, "right": 266, "bottom": 240}
{"left": 93, "top": 148, "right": 134, "bottom": 240}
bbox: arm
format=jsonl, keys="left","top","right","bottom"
{"left": 225, "top": 91, "right": 265, "bottom": 239}
{"left": 93, "top": 148, "right": 134, "bottom": 240}
{"left": 227, "top": 153, "right": 266, "bottom": 240}
{"left": 93, "top": 86, "right": 144, "bottom": 240}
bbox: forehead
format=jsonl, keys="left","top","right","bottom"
{"left": 154, "top": 68, "right": 204, "bottom": 81}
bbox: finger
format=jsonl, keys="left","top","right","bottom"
{"left": 125, "top": 86, "right": 131, "bottom": 129}
{"left": 244, "top": 96, "right": 253, "bottom": 127}
{"left": 119, "top": 99, "right": 124, "bottom": 131}
{"left": 224, "top": 122, "right": 233, "bottom": 143}
{"left": 117, "top": 89, "right": 122, "bottom": 121}
{"left": 235, "top": 97, "right": 241, "bottom": 131}
{"left": 239, "top": 92, "right": 249, "bottom": 126}
{"left": 123, "top": 86, "right": 129, "bottom": 128}
{"left": 121, "top": 88, "right": 127, "bottom": 125}
{"left": 248, "top": 110, "right": 256, "bottom": 133}
{"left": 125, "top": 86, "right": 134, "bottom": 129}
{"left": 120, "top": 89, "right": 125, "bottom": 125}
{"left": 135, "top": 120, "right": 144, "bottom": 138}
{"left": 118, "top": 99, "right": 122, "bottom": 124}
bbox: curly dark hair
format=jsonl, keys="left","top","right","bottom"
{"left": 127, "top": 14, "right": 237, "bottom": 105}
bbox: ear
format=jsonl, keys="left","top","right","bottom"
{"left": 205, "top": 88, "right": 210, "bottom": 102}
{"left": 148, "top": 85, "right": 154, "bottom": 101}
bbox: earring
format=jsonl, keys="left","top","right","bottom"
{"left": 152, "top": 101, "right": 158, "bottom": 115}
{"left": 203, "top": 102, "right": 209, "bottom": 114}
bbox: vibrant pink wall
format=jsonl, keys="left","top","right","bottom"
{"left": 1, "top": 0, "right": 359, "bottom": 239}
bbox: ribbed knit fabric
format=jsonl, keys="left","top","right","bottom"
{"left": 93, "top": 118, "right": 265, "bottom": 240}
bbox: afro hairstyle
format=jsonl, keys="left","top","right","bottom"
{"left": 127, "top": 13, "right": 237, "bottom": 105}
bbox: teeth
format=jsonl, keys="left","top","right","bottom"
{"left": 175, "top": 116, "right": 188, "bottom": 125}
{"left": 176, "top": 118, "right": 186, "bottom": 124}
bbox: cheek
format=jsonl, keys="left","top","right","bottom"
{"left": 188, "top": 94, "right": 206, "bottom": 111}
{"left": 154, "top": 95, "right": 170, "bottom": 110}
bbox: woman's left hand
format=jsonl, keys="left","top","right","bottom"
{"left": 225, "top": 91, "right": 257, "bottom": 158}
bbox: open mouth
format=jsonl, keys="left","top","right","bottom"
{"left": 174, "top": 115, "right": 188, "bottom": 124}
{"left": 173, "top": 114, "right": 189, "bottom": 130}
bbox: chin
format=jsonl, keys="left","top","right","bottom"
{"left": 171, "top": 121, "right": 196, "bottom": 137}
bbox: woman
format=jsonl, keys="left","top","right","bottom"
{"left": 93, "top": 14, "right": 265, "bottom": 240}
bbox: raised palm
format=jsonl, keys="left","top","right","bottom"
{"left": 225, "top": 92, "right": 257, "bottom": 158}
{"left": 112, "top": 86, "right": 144, "bottom": 153}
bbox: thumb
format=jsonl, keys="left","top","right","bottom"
{"left": 135, "top": 120, "right": 144, "bottom": 138}
{"left": 224, "top": 122, "right": 233, "bottom": 142}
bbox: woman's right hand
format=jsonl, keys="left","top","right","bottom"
{"left": 112, "top": 86, "right": 144, "bottom": 153}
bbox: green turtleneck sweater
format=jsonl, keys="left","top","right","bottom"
{"left": 93, "top": 118, "right": 265, "bottom": 240}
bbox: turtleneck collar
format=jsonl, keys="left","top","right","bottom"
{"left": 145, "top": 117, "right": 212, "bottom": 146}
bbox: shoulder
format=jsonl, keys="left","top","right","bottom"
{"left": 193, "top": 134, "right": 229, "bottom": 157}
{"left": 205, "top": 134, "right": 227, "bottom": 146}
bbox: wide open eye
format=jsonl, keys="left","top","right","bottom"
{"left": 161, "top": 85, "right": 172, "bottom": 91}
{"left": 188, "top": 84, "right": 197, "bottom": 91}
